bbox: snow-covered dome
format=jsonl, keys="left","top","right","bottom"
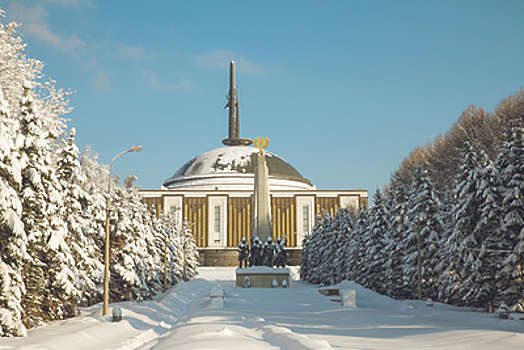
{"left": 163, "top": 146, "right": 314, "bottom": 191}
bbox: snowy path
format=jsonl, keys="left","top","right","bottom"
{"left": 146, "top": 267, "right": 524, "bottom": 349}
{"left": 0, "top": 267, "right": 523, "bottom": 349}
{"left": 141, "top": 267, "right": 332, "bottom": 349}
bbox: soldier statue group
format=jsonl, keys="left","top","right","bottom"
{"left": 237, "top": 236, "right": 287, "bottom": 268}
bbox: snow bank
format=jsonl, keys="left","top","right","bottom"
{"left": 0, "top": 279, "right": 216, "bottom": 350}
{"left": 1, "top": 268, "right": 523, "bottom": 350}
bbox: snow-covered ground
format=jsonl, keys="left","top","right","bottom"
{"left": 1, "top": 267, "right": 523, "bottom": 349}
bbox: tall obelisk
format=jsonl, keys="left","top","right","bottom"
{"left": 222, "top": 61, "right": 252, "bottom": 147}
{"left": 251, "top": 137, "right": 273, "bottom": 242}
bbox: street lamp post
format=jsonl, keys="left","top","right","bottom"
{"left": 163, "top": 229, "right": 171, "bottom": 293}
{"left": 164, "top": 231, "right": 168, "bottom": 292}
{"left": 103, "top": 145, "right": 143, "bottom": 316}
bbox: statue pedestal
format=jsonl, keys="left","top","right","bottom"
{"left": 235, "top": 267, "right": 290, "bottom": 288}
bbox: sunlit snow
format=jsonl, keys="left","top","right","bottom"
{"left": 1, "top": 267, "right": 522, "bottom": 349}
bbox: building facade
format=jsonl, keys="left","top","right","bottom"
{"left": 140, "top": 61, "right": 367, "bottom": 266}
{"left": 141, "top": 146, "right": 367, "bottom": 266}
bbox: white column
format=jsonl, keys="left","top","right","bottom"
{"left": 164, "top": 196, "right": 183, "bottom": 224}
{"left": 340, "top": 196, "right": 359, "bottom": 211}
{"left": 208, "top": 196, "right": 227, "bottom": 247}
{"left": 296, "top": 196, "right": 315, "bottom": 247}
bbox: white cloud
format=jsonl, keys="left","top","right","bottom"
{"left": 39, "top": 0, "right": 95, "bottom": 8}
{"left": 114, "top": 42, "right": 152, "bottom": 61}
{"left": 92, "top": 72, "right": 112, "bottom": 93}
{"left": 8, "top": 3, "right": 86, "bottom": 53}
{"left": 194, "top": 50, "right": 266, "bottom": 76}
{"left": 141, "top": 70, "right": 194, "bottom": 92}
{"left": 43, "top": 0, "right": 94, "bottom": 6}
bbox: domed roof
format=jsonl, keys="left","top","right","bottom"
{"left": 163, "top": 146, "right": 314, "bottom": 191}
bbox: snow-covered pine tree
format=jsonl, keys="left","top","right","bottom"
{"left": 155, "top": 213, "right": 184, "bottom": 289}
{"left": 441, "top": 142, "right": 482, "bottom": 304}
{"left": 107, "top": 185, "right": 150, "bottom": 301}
{"left": 497, "top": 118, "right": 524, "bottom": 308}
{"left": 433, "top": 181, "right": 455, "bottom": 299}
{"left": 0, "top": 93, "right": 28, "bottom": 337}
{"left": 317, "top": 212, "right": 339, "bottom": 285}
{"left": 456, "top": 151, "right": 488, "bottom": 307}
{"left": 0, "top": 13, "right": 30, "bottom": 337}
{"left": 460, "top": 152, "right": 504, "bottom": 309}
{"left": 332, "top": 208, "right": 353, "bottom": 284}
{"left": 125, "top": 181, "right": 169, "bottom": 297}
{"left": 173, "top": 220, "right": 199, "bottom": 282}
{"left": 19, "top": 79, "right": 80, "bottom": 326}
{"left": 418, "top": 169, "right": 443, "bottom": 300}
{"left": 300, "top": 213, "right": 331, "bottom": 284}
{"left": 404, "top": 167, "right": 443, "bottom": 300}
{"left": 300, "top": 218, "right": 316, "bottom": 283}
{"left": 384, "top": 178, "right": 409, "bottom": 298}
{"left": 363, "top": 189, "right": 390, "bottom": 294}
{"left": 79, "top": 146, "right": 108, "bottom": 265}
{"left": 349, "top": 206, "right": 370, "bottom": 285}
{"left": 143, "top": 213, "right": 166, "bottom": 296}
{"left": 54, "top": 129, "right": 103, "bottom": 305}
{"left": 299, "top": 234, "right": 311, "bottom": 281}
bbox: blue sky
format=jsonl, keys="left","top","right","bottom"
{"left": 4, "top": 0, "right": 524, "bottom": 193}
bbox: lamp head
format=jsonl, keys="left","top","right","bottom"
{"left": 129, "top": 145, "right": 143, "bottom": 153}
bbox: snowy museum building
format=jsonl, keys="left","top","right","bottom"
{"left": 140, "top": 62, "right": 368, "bottom": 266}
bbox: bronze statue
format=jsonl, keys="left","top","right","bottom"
{"left": 250, "top": 236, "right": 263, "bottom": 266}
{"left": 262, "top": 237, "right": 277, "bottom": 267}
{"left": 237, "top": 237, "right": 249, "bottom": 268}
{"left": 274, "top": 237, "right": 287, "bottom": 268}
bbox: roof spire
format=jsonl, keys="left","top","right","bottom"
{"left": 222, "top": 60, "right": 252, "bottom": 147}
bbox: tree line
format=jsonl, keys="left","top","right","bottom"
{"left": 301, "top": 90, "right": 524, "bottom": 312}
{"left": 0, "top": 11, "right": 198, "bottom": 337}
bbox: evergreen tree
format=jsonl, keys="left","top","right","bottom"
{"left": 155, "top": 213, "right": 184, "bottom": 290}
{"left": 460, "top": 153, "right": 505, "bottom": 309}
{"left": 318, "top": 213, "right": 338, "bottom": 285}
{"left": 19, "top": 80, "right": 79, "bottom": 326}
{"left": 349, "top": 206, "right": 370, "bottom": 285}
{"left": 176, "top": 219, "right": 199, "bottom": 281}
{"left": 442, "top": 143, "right": 482, "bottom": 303}
{"left": 333, "top": 208, "right": 353, "bottom": 284}
{"left": 0, "top": 15, "right": 30, "bottom": 336}
{"left": 433, "top": 181, "right": 455, "bottom": 290}
{"left": 125, "top": 183, "right": 170, "bottom": 296}
{"left": 299, "top": 234, "right": 311, "bottom": 281}
{"left": 384, "top": 179, "right": 409, "bottom": 298}
{"left": 363, "top": 189, "right": 390, "bottom": 294}
{"left": 405, "top": 167, "right": 443, "bottom": 300}
{"left": 301, "top": 214, "right": 332, "bottom": 284}
{"left": 0, "top": 94, "right": 27, "bottom": 335}
{"left": 79, "top": 145, "right": 108, "bottom": 252}
{"left": 55, "top": 129, "right": 103, "bottom": 305}
{"left": 108, "top": 186, "right": 148, "bottom": 301}
{"left": 0, "top": 7, "right": 201, "bottom": 335}
{"left": 498, "top": 119, "right": 524, "bottom": 307}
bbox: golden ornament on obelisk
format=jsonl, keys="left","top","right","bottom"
{"left": 254, "top": 137, "right": 269, "bottom": 152}
{"left": 251, "top": 137, "right": 273, "bottom": 243}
